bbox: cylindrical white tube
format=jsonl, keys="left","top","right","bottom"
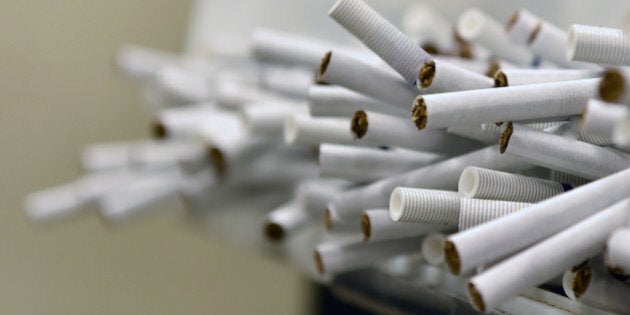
{"left": 318, "top": 51, "right": 418, "bottom": 109}
{"left": 505, "top": 9, "right": 539, "bottom": 46}
{"left": 445, "top": 167, "right": 630, "bottom": 276}
{"left": 458, "top": 166, "right": 570, "bottom": 202}
{"left": 598, "top": 67, "right": 630, "bottom": 105}
{"left": 264, "top": 201, "right": 309, "bottom": 242}
{"left": 468, "top": 199, "right": 630, "bottom": 312}
{"left": 308, "top": 85, "right": 407, "bottom": 118}
{"left": 549, "top": 170, "right": 591, "bottom": 187}
{"left": 351, "top": 110, "right": 483, "bottom": 155}
{"left": 458, "top": 199, "right": 533, "bottom": 231}
{"left": 314, "top": 236, "right": 421, "bottom": 275}
{"left": 495, "top": 69, "right": 602, "bottom": 87}
{"left": 80, "top": 141, "right": 134, "bottom": 171}
{"left": 319, "top": 144, "right": 440, "bottom": 183}
{"left": 25, "top": 183, "right": 83, "bottom": 223}
{"left": 240, "top": 102, "right": 307, "bottom": 136}
{"left": 327, "top": 145, "right": 529, "bottom": 226}
{"left": 362, "top": 209, "right": 443, "bottom": 242}
{"left": 257, "top": 66, "right": 313, "bottom": 98}
{"left": 457, "top": 8, "right": 535, "bottom": 66}
{"left": 421, "top": 233, "right": 449, "bottom": 266}
{"left": 417, "top": 60, "right": 494, "bottom": 93}
{"left": 605, "top": 227, "right": 630, "bottom": 276}
{"left": 530, "top": 22, "right": 600, "bottom": 69}
{"left": 297, "top": 179, "right": 350, "bottom": 219}
{"left": 447, "top": 124, "right": 501, "bottom": 145}
{"left": 389, "top": 188, "right": 460, "bottom": 225}
{"left": 284, "top": 115, "right": 355, "bottom": 146}
{"left": 412, "top": 79, "right": 599, "bottom": 130}
{"left": 328, "top": 0, "right": 432, "bottom": 84}
{"left": 568, "top": 24, "right": 630, "bottom": 66}
{"left": 563, "top": 266, "right": 630, "bottom": 314}
{"left": 153, "top": 65, "right": 211, "bottom": 104}
{"left": 152, "top": 104, "right": 220, "bottom": 139}
{"left": 500, "top": 123, "right": 630, "bottom": 180}
{"left": 581, "top": 99, "right": 629, "bottom": 140}
{"left": 402, "top": 3, "right": 457, "bottom": 54}
{"left": 128, "top": 140, "right": 207, "bottom": 169}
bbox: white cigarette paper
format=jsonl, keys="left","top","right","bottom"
{"left": 308, "top": 85, "right": 407, "bottom": 118}
{"left": 581, "top": 99, "right": 628, "bottom": 140}
{"left": 568, "top": 24, "right": 630, "bottom": 66}
{"left": 362, "top": 209, "right": 443, "bottom": 242}
{"left": 319, "top": 144, "right": 440, "bottom": 183}
{"left": 446, "top": 166, "right": 630, "bottom": 276}
{"left": 563, "top": 266, "right": 630, "bottom": 314}
{"left": 500, "top": 123, "right": 630, "bottom": 180}
{"left": 458, "top": 199, "right": 533, "bottom": 231}
{"left": 284, "top": 115, "right": 355, "bottom": 146}
{"left": 417, "top": 60, "right": 494, "bottom": 93}
{"left": 458, "top": 166, "right": 569, "bottom": 202}
{"left": 328, "top": 0, "right": 432, "bottom": 84}
{"left": 351, "top": 110, "right": 483, "bottom": 155}
{"left": 412, "top": 79, "right": 599, "bottom": 130}
{"left": 468, "top": 199, "right": 630, "bottom": 312}
{"left": 264, "top": 201, "right": 309, "bottom": 242}
{"left": 495, "top": 69, "right": 602, "bottom": 87}
{"left": 240, "top": 102, "right": 307, "bottom": 136}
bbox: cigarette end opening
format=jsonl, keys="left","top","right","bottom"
{"left": 572, "top": 266, "right": 592, "bottom": 299}
{"left": 412, "top": 97, "right": 428, "bottom": 130}
{"left": 314, "top": 250, "right": 325, "bottom": 274}
{"left": 419, "top": 60, "right": 436, "bottom": 89}
{"left": 527, "top": 22, "right": 542, "bottom": 45}
{"left": 264, "top": 222, "right": 285, "bottom": 242}
{"left": 351, "top": 110, "right": 368, "bottom": 139}
{"left": 505, "top": 11, "right": 519, "bottom": 32}
{"left": 361, "top": 212, "right": 371, "bottom": 241}
{"left": 468, "top": 282, "right": 485, "bottom": 312}
{"left": 499, "top": 122, "right": 514, "bottom": 154}
{"left": 493, "top": 70, "right": 508, "bottom": 88}
{"left": 570, "top": 259, "right": 589, "bottom": 272}
{"left": 485, "top": 59, "right": 501, "bottom": 78}
{"left": 208, "top": 146, "right": 226, "bottom": 179}
{"left": 324, "top": 208, "right": 333, "bottom": 231}
{"left": 150, "top": 120, "right": 167, "bottom": 139}
{"left": 317, "top": 51, "right": 332, "bottom": 83}
{"left": 599, "top": 69, "right": 624, "bottom": 103}
{"left": 444, "top": 240, "right": 461, "bottom": 275}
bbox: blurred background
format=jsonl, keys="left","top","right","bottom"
{"left": 2, "top": 0, "right": 629, "bottom": 314}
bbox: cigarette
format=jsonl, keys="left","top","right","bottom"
{"left": 328, "top": 0, "right": 432, "bottom": 84}
{"left": 128, "top": 140, "right": 207, "bottom": 169}
{"left": 417, "top": 59, "right": 495, "bottom": 93}
{"left": 467, "top": 198, "right": 630, "bottom": 312}
{"left": 568, "top": 24, "right": 630, "bottom": 66}
{"left": 605, "top": 227, "right": 630, "bottom": 277}
{"left": 505, "top": 9, "right": 539, "bottom": 46}
{"left": 563, "top": 266, "right": 630, "bottom": 313}
{"left": 494, "top": 69, "right": 603, "bottom": 87}
{"left": 433, "top": 56, "right": 491, "bottom": 75}
{"left": 25, "top": 183, "right": 84, "bottom": 223}
{"left": 421, "top": 233, "right": 450, "bottom": 266}
{"left": 458, "top": 166, "right": 570, "bottom": 202}
{"left": 317, "top": 51, "right": 419, "bottom": 109}
{"left": 153, "top": 65, "right": 211, "bottom": 104}
{"left": 362, "top": 209, "right": 444, "bottom": 242}
{"left": 314, "top": 236, "right": 421, "bottom": 275}
{"left": 263, "top": 201, "right": 309, "bottom": 242}
{"left": 284, "top": 114, "right": 356, "bottom": 146}
{"left": 598, "top": 67, "right": 630, "bottom": 105}
{"left": 250, "top": 28, "right": 377, "bottom": 70}
{"left": 296, "top": 179, "right": 351, "bottom": 219}
{"left": 152, "top": 104, "right": 223, "bottom": 139}
{"left": 445, "top": 166, "right": 630, "bottom": 277}
{"left": 319, "top": 144, "right": 440, "bottom": 183}
{"left": 205, "top": 138, "right": 268, "bottom": 181}
{"left": 307, "top": 85, "right": 407, "bottom": 118}
{"left": 456, "top": 8, "right": 535, "bottom": 66}
{"left": 549, "top": 170, "right": 591, "bottom": 187}
{"left": 114, "top": 45, "right": 181, "bottom": 82}
{"left": 350, "top": 110, "right": 483, "bottom": 155}
{"left": 446, "top": 124, "right": 501, "bottom": 144}
{"left": 327, "top": 145, "right": 529, "bottom": 226}
{"left": 257, "top": 66, "right": 313, "bottom": 98}
{"left": 500, "top": 122, "right": 630, "bottom": 180}
{"left": 389, "top": 188, "right": 460, "bottom": 225}
{"left": 80, "top": 141, "right": 134, "bottom": 171}
{"left": 240, "top": 102, "right": 308, "bottom": 136}
{"left": 581, "top": 99, "right": 629, "bottom": 141}
{"left": 458, "top": 199, "right": 533, "bottom": 231}
{"left": 412, "top": 79, "right": 599, "bottom": 130}
{"left": 402, "top": 4, "right": 458, "bottom": 54}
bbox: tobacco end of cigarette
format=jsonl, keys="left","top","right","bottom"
{"left": 599, "top": 69, "right": 624, "bottom": 103}
{"left": 324, "top": 208, "right": 333, "bottom": 230}
{"left": 485, "top": 59, "right": 501, "bottom": 78}
{"left": 317, "top": 51, "right": 332, "bottom": 83}
{"left": 493, "top": 70, "right": 508, "bottom": 88}
{"left": 607, "top": 266, "right": 630, "bottom": 282}
{"left": 453, "top": 30, "right": 474, "bottom": 59}
{"left": 418, "top": 60, "right": 436, "bottom": 89}
{"left": 314, "top": 250, "right": 325, "bottom": 274}
{"left": 444, "top": 240, "right": 461, "bottom": 275}
{"left": 351, "top": 110, "right": 368, "bottom": 139}
{"left": 421, "top": 42, "right": 440, "bottom": 55}
{"left": 208, "top": 146, "right": 226, "bottom": 179}
{"left": 499, "top": 122, "right": 514, "bottom": 154}
{"left": 412, "top": 97, "right": 428, "bottom": 130}
{"left": 361, "top": 212, "right": 371, "bottom": 241}
{"left": 264, "top": 221, "right": 285, "bottom": 242}
{"left": 468, "top": 282, "right": 485, "bottom": 312}
{"left": 505, "top": 11, "right": 519, "bottom": 32}
{"left": 527, "top": 22, "right": 542, "bottom": 45}
{"left": 495, "top": 122, "right": 504, "bottom": 127}
{"left": 150, "top": 120, "right": 167, "bottom": 139}
{"left": 571, "top": 259, "right": 589, "bottom": 272}
{"left": 572, "top": 266, "right": 592, "bottom": 299}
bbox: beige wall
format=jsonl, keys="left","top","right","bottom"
{"left": 0, "top": 1, "right": 310, "bottom": 314}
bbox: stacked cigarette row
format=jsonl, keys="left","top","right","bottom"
{"left": 25, "top": 0, "right": 630, "bottom": 313}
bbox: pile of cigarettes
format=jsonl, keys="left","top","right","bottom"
{"left": 25, "top": 0, "right": 630, "bottom": 313}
